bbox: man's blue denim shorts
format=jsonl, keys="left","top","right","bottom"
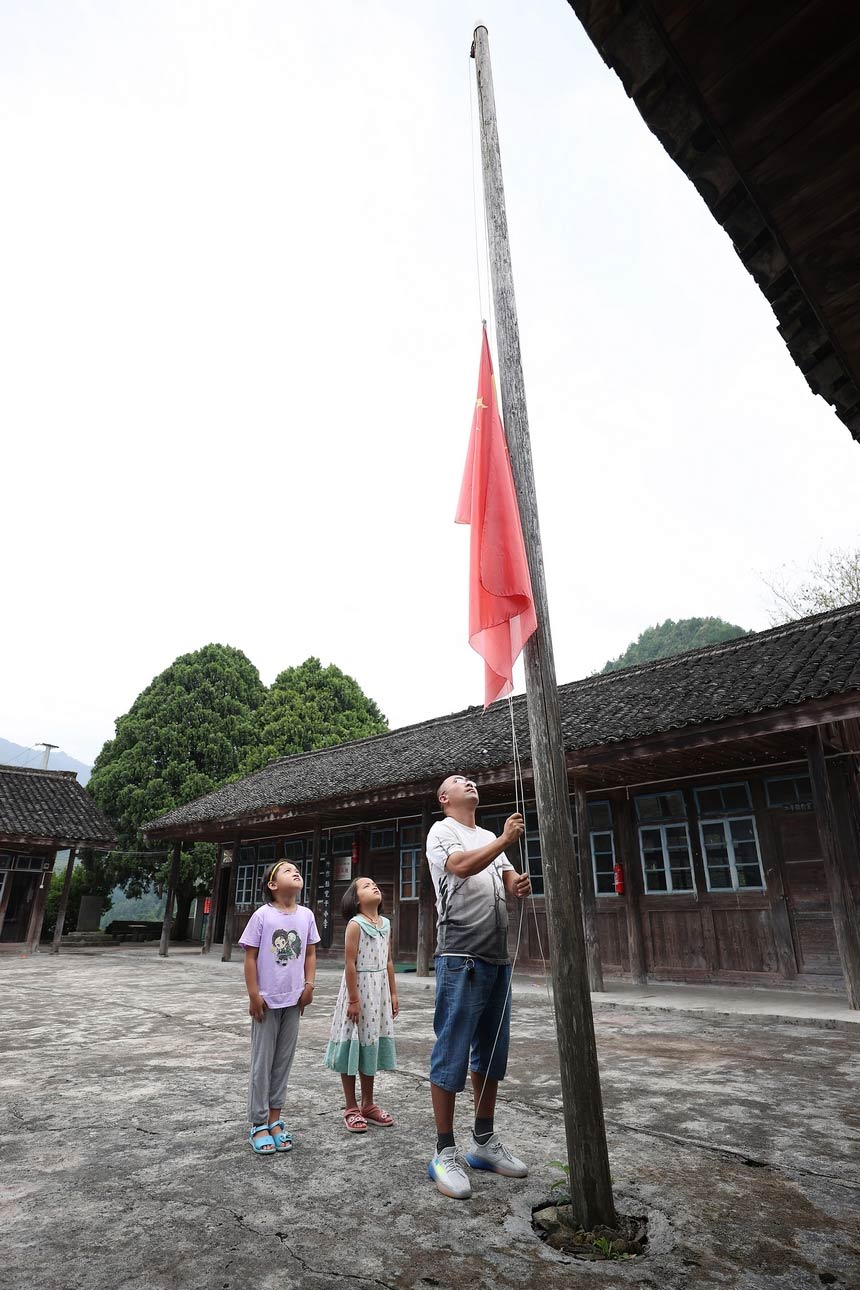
{"left": 429, "top": 955, "right": 512, "bottom": 1093}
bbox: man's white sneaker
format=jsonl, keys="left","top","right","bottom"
{"left": 427, "top": 1146, "right": 472, "bottom": 1199}
{"left": 465, "top": 1133, "right": 528, "bottom": 1178}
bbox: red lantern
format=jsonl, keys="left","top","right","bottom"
{"left": 613, "top": 862, "right": 625, "bottom": 895}
{"left": 351, "top": 841, "right": 360, "bottom": 867}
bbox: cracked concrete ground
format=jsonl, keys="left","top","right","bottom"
{"left": 0, "top": 949, "right": 858, "bottom": 1290}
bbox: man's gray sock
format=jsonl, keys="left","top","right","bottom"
{"left": 436, "top": 1132, "right": 456, "bottom": 1153}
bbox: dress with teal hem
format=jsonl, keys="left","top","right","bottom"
{"left": 324, "top": 915, "right": 397, "bottom": 1076}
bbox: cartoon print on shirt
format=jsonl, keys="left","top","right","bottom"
{"left": 271, "top": 927, "right": 303, "bottom": 965}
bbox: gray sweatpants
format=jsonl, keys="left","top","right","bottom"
{"left": 248, "top": 1004, "right": 301, "bottom": 1126}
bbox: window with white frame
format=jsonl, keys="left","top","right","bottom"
{"left": 694, "top": 783, "right": 765, "bottom": 891}
{"left": 698, "top": 817, "right": 765, "bottom": 891}
{"left": 586, "top": 801, "right": 617, "bottom": 896}
{"left": 635, "top": 791, "right": 694, "bottom": 893}
{"left": 639, "top": 823, "right": 695, "bottom": 892}
{"left": 479, "top": 807, "right": 544, "bottom": 895}
{"left": 590, "top": 830, "right": 616, "bottom": 895}
{"left": 399, "top": 822, "right": 423, "bottom": 900}
{"left": 370, "top": 826, "right": 396, "bottom": 852}
{"left": 235, "top": 865, "right": 255, "bottom": 907}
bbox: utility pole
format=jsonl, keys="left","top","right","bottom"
{"left": 38, "top": 742, "right": 59, "bottom": 769}
{"left": 471, "top": 25, "right": 615, "bottom": 1228}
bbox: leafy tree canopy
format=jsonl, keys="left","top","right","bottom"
{"left": 600, "top": 617, "right": 751, "bottom": 674}
{"left": 763, "top": 545, "right": 860, "bottom": 624}
{"left": 87, "top": 644, "right": 266, "bottom": 918}
{"left": 239, "top": 657, "right": 388, "bottom": 776}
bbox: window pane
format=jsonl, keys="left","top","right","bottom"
{"left": 645, "top": 867, "right": 668, "bottom": 892}
{"left": 258, "top": 844, "right": 276, "bottom": 863}
{"left": 722, "top": 784, "right": 751, "bottom": 812}
{"left": 729, "top": 818, "right": 755, "bottom": 843}
{"left": 637, "top": 791, "right": 685, "bottom": 821}
{"left": 708, "top": 866, "right": 733, "bottom": 889}
{"left": 595, "top": 871, "right": 616, "bottom": 895}
{"left": 766, "top": 775, "right": 812, "bottom": 807}
{"left": 588, "top": 802, "right": 612, "bottom": 831}
{"left": 670, "top": 867, "right": 694, "bottom": 891}
{"left": 400, "top": 823, "right": 422, "bottom": 846}
{"left": 696, "top": 788, "right": 725, "bottom": 815}
{"left": 332, "top": 833, "right": 354, "bottom": 854}
{"left": 736, "top": 864, "right": 764, "bottom": 889}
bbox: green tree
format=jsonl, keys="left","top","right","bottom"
{"left": 88, "top": 644, "right": 266, "bottom": 936}
{"left": 600, "top": 617, "right": 750, "bottom": 674}
{"left": 763, "top": 546, "right": 860, "bottom": 624}
{"left": 238, "top": 657, "right": 388, "bottom": 775}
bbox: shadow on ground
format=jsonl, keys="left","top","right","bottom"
{"left": 1, "top": 950, "right": 858, "bottom": 1289}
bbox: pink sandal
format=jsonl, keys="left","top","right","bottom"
{"left": 361, "top": 1103, "right": 395, "bottom": 1127}
{"left": 343, "top": 1107, "right": 368, "bottom": 1133}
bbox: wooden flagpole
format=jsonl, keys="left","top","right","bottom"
{"left": 471, "top": 25, "right": 615, "bottom": 1228}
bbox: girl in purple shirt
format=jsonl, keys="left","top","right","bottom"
{"left": 239, "top": 859, "right": 320, "bottom": 1154}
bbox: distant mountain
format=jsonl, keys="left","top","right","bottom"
{"left": 0, "top": 738, "right": 92, "bottom": 785}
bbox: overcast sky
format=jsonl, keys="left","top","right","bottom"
{"left": 3, "top": 0, "right": 859, "bottom": 769}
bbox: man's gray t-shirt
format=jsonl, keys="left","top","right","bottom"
{"left": 426, "top": 818, "right": 515, "bottom": 964}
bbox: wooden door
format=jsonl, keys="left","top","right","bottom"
{"left": 774, "top": 812, "right": 840, "bottom": 975}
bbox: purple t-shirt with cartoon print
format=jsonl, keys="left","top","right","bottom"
{"left": 239, "top": 904, "right": 320, "bottom": 1008}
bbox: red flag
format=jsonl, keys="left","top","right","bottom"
{"left": 456, "top": 327, "right": 537, "bottom": 707}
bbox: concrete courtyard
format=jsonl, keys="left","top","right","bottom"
{"left": 1, "top": 948, "right": 858, "bottom": 1290}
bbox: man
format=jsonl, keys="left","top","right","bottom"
{"left": 425, "top": 773, "right": 531, "bottom": 1199}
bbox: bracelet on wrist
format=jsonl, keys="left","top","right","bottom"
{"left": 304, "top": 980, "right": 315, "bottom": 988}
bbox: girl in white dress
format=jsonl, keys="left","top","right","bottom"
{"left": 324, "top": 876, "right": 399, "bottom": 1132}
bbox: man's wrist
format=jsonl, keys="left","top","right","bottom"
{"left": 303, "top": 980, "right": 315, "bottom": 989}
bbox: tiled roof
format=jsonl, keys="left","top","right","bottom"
{"left": 0, "top": 766, "right": 117, "bottom": 848}
{"left": 145, "top": 603, "right": 860, "bottom": 834}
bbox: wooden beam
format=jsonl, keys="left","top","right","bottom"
{"left": 806, "top": 728, "right": 860, "bottom": 1008}
{"left": 574, "top": 779, "right": 604, "bottom": 992}
{"left": 473, "top": 23, "right": 614, "bottom": 1229}
{"left": 613, "top": 796, "right": 646, "bottom": 984}
{"left": 201, "top": 846, "right": 222, "bottom": 955}
{"left": 221, "top": 839, "right": 241, "bottom": 963}
{"left": 51, "top": 847, "right": 77, "bottom": 954}
{"left": 416, "top": 804, "right": 435, "bottom": 977}
{"left": 25, "top": 857, "right": 53, "bottom": 954}
{"left": 158, "top": 842, "right": 182, "bottom": 958}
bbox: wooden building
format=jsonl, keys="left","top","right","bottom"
{"left": 144, "top": 604, "right": 860, "bottom": 1004}
{"left": 568, "top": 0, "right": 860, "bottom": 443}
{"left": 0, "top": 765, "right": 117, "bottom": 952}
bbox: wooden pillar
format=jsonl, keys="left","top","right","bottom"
{"left": 309, "top": 820, "right": 322, "bottom": 907}
{"left": 158, "top": 841, "right": 182, "bottom": 958}
{"left": 0, "top": 865, "right": 12, "bottom": 938}
{"left": 473, "top": 25, "right": 614, "bottom": 1227}
{"left": 574, "top": 780, "right": 604, "bottom": 992}
{"left": 25, "top": 855, "right": 54, "bottom": 954}
{"left": 807, "top": 728, "right": 860, "bottom": 1008}
{"left": 51, "top": 847, "right": 77, "bottom": 954}
{"left": 749, "top": 778, "right": 798, "bottom": 980}
{"left": 416, "top": 804, "right": 435, "bottom": 977}
{"left": 614, "top": 796, "right": 646, "bottom": 984}
{"left": 201, "top": 846, "right": 223, "bottom": 955}
{"left": 221, "top": 839, "right": 241, "bottom": 963}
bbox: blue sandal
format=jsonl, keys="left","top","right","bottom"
{"left": 249, "top": 1123, "right": 276, "bottom": 1154}
{"left": 268, "top": 1119, "right": 293, "bottom": 1152}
